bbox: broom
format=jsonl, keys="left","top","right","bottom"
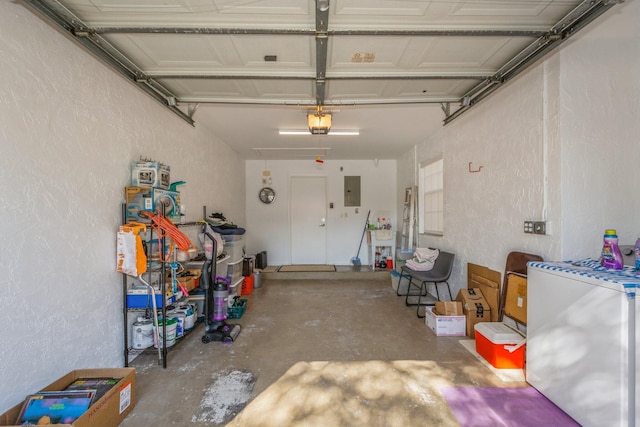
{"left": 351, "top": 210, "right": 371, "bottom": 266}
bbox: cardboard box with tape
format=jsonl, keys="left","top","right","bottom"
{"left": 455, "top": 288, "right": 491, "bottom": 337}
{"left": 467, "top": 263, "right": 501, "bottom": 322}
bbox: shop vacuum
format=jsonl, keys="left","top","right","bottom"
{"left": 200, "top": 232, "right": 241, "bottom": 344}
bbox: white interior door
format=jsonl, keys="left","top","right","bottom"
{"left": 290, "top": 176, "right": 327, "bottom": 264}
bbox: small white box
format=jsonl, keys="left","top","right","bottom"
{"left": 425, "top": 306, "right": 466, "bottom": 336}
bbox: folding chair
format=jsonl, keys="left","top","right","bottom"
{"left": 399, "top": 251, "right": 455, "bottom": 318}
{"left": 499, "top": 251, "right": 543, "bottom": 322}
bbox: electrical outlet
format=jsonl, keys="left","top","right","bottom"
{"left": 524, "top": 221, "right": 534, "bottom": 234}
{"left": 525, "top": 221, "right": 546, "bottom": 234}
{"left": 533, "top": 221, "right": 546, "bottom": 235}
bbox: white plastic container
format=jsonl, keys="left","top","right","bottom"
{"left": 132, "top": 317, "right": 154, "bottom": 349}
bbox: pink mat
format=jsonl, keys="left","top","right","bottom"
{"left": 440, "top": 386, "right": 580, "bottom": 427}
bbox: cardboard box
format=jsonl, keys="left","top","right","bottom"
{"left": 125, "top": 186, "right": 153, "bottom": 223}
{"left": 167, "top": 269, "right": 200, "bottom": 292}
{"left": 433, "top": 301, "right": 463, "bottom": 316}
{"left": 503, "top": 272, "right": 528, "bottom": 325}
{"left": 456, "top": 288, "right": 492, "bottom": 337}
{"left": 0, "top": 368, "right": 135, "bottom": 427}
{"left": 131, "top": 160, "right": 170, "bottom": 189}
{"left": 474, "top": 322, "right": 526, "bottom": 369}
{"left": 184, "top": 269, "right": 201, "bottom": 290}
{"left": 150, "top": 188, "right": 180, "bottom": 219}
{"left": 173, "top": 275, "right": 194, "bottom": 292}
{"left": 425, "top": 307, "right": 466, "bottom": 336}
{"left": 467, "top": 263, "right": 501, "bottom": 322}
{"left": 125, "top": 186, "right": 181, "bottom": 223}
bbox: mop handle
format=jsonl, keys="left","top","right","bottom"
{"left": 355, "top": 210, "right": 371, "bottom": 257}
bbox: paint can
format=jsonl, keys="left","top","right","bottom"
{"left": 132, "top": 317, "right": 154, "bottom": 349}
{"left": 168, "top": 311, "right": 186, "bottom": 338}
{"left": 177, "top": 304, "right": 196, "bottom": 330}
{"left": 153, "top": 317, "right": 177, "bottom": 348}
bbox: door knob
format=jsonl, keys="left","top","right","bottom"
{"left": 319, "top": 223, "right": 326, "bottom": 227}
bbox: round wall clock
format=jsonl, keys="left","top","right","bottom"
{"left": 258, "top": 187, "right": 276, "bottom": 204}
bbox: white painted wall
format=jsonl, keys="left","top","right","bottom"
{"left": 0, "top": 2, "right": 245, "bottom": 412}
{"left": 245, "top": 160, "right": 396, "bottom": 266}
{"left": 559, "top": 2, "right": 640, "bottom": 257}
{"left": 399, "top": 1, "right": 640, "bottom": 297}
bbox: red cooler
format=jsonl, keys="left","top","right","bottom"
{"left": 474, "top": 322, "right": 526, "bottom": 369}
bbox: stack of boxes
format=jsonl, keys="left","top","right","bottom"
{"left": 125, "top": 160, "right": 181, "bottom": 223}
{"left": 125, "top": 159, "right": 182, "bottom": 310}
{"left": 425, "top": 263, "right": 527, "bottom": 371}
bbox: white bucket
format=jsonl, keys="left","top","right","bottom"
{"left": 154, "top": 317, "right": 177, "bottom": 348}
{"left": 132, "top": 317, "right": 154, "bottom": 349}
{"left": 168, "top": 311, "right": 186, "bottom": 338}
{"left": 176, "top": 304, "right": 196, "bottom": 330}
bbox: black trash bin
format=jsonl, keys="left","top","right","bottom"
{"left": 256, "top": 251, "right": 268, "bottom": 269}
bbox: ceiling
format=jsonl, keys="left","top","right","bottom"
{"left": 21, "top": 0, "right": 621, "bottom": 160}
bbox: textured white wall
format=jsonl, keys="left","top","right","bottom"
{"left": 245, "top": 160, "right": 396, "bottom": 266}
{"left": 559, "top": 1, "right": 640, "bottom": 256}
{"left": 398, "top": 0, "right": 639, "bottom": 296}
{"left": 420, "top": 66, "right": 560, "bottom": 294}
{"left": 0, "top": 2, "right": 244, "bottom": 412}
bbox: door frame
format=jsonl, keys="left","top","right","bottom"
{"left": 289, "top": 175, "right": 328, "bottom": 264}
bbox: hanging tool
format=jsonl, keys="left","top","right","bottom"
{"left": 351, "top": 210, "right": 371, "bottom": 266}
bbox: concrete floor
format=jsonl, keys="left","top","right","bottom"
{"left": 120, "top": 269, "right": 525, "bottom": 427}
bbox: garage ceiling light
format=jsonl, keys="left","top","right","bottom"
{"left": 279, "top": 130, "right": 359, "bottom": 136}
{"left": 308, "top": 111, "right": 332, "bottom": 134}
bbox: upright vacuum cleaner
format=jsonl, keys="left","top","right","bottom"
{"left": 200, "top": 232, "right": 241, "bottom": 344}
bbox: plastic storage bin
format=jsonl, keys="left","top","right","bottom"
{"left": 222, "top": 236, "right": 245, "bottom": 261}
{"left": 227, "top": 259, "right": 243, "bottom": 284}
{"left": 241, "top": 274, "right": 254, "bottom": 295}
{"left": 127, "top": 292, "right": 175, "bottom": 309}
{"left": 227, "top": 298, "right": 247, "bottom": 319}
{"left": 390, "top": 270, "right": 410, "bottom": 293}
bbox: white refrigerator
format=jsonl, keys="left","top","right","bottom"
{"left": 527, "top": 260, "right": 638, "bottom": 427}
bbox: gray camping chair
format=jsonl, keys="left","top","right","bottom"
{"left": 399, "top": 251, "right": 455, "bottom": 318}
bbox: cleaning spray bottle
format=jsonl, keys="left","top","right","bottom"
{"left": 600, "top": 229, "right": 624, "bottom": 270}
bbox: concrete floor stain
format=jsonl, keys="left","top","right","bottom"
{"left": 192, "top": 368, "right": 256, "bottom": 425}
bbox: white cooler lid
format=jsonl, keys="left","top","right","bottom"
{"left": 474, "top": 322, "right": 524, "bottom": 344}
